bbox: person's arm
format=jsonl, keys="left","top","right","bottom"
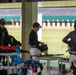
{"left": 62, "top": 32, "right": 71, "bottom": 46}
{"left": 9, "top": 35, "right": 21, "bottom": 46}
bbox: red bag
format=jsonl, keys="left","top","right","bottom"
{"left": 0, "top": 46, "right": 16, "bottom": 51}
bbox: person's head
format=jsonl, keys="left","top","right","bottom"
{"left": 0, "top": 18, "right": 6, "bottom": 28}
{"left": 74, "top": 20, "right": 76, "bottom": 30}
{"left": 33, "top": 22, "right": 42, "bottom": 32}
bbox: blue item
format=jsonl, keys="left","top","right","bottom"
{"left": 16, "top": 45, "right": 20, "bottom": 54}
{"left": 24, "top": 59, "right": 40, "bottom": 68}
{"left": 11, "top": 54, "right": 24, "bottom": 64}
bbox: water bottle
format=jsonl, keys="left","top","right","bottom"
{"left": 16, "top": 44, "right": 20, "bottom": 54}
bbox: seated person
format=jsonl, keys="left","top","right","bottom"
{"left": 0, "top": 18, "right": 21, "bottom": 66}
{"left": 0, "top": 18, "right": 21, "bottom": 46}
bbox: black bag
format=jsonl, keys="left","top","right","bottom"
{"left": 0, "top": 69, "right": 7, "bottom": 75}
{"left": 21, "top": 67, "right": 27, "bottom": 75}
{"left": 9, "top": 73, "right": 18, "bottom": 75}
{"left": 40, "top": 44, "right": 48, "bottom": 52}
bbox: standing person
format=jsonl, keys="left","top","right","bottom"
{"left": 62, "top": 20, "right": 76, "bottom": 75}
{"left": 29, "top": 22, "right": 44, "bottom": 59}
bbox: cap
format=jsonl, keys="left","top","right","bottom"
{"left": 0, "top": 18, "right": 6, "bottom": 25}
{"left": 33, "top": 22, "right": 42, "bottom": 28}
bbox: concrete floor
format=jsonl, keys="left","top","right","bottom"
{"left": 50, "top": 71, "right": 70, "bottom": 75}
{"left": 48, "top": 70, "right": 70, "bottom": 75}
{"left": 47, "top": 68, "right": 70, "bottom": 75}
